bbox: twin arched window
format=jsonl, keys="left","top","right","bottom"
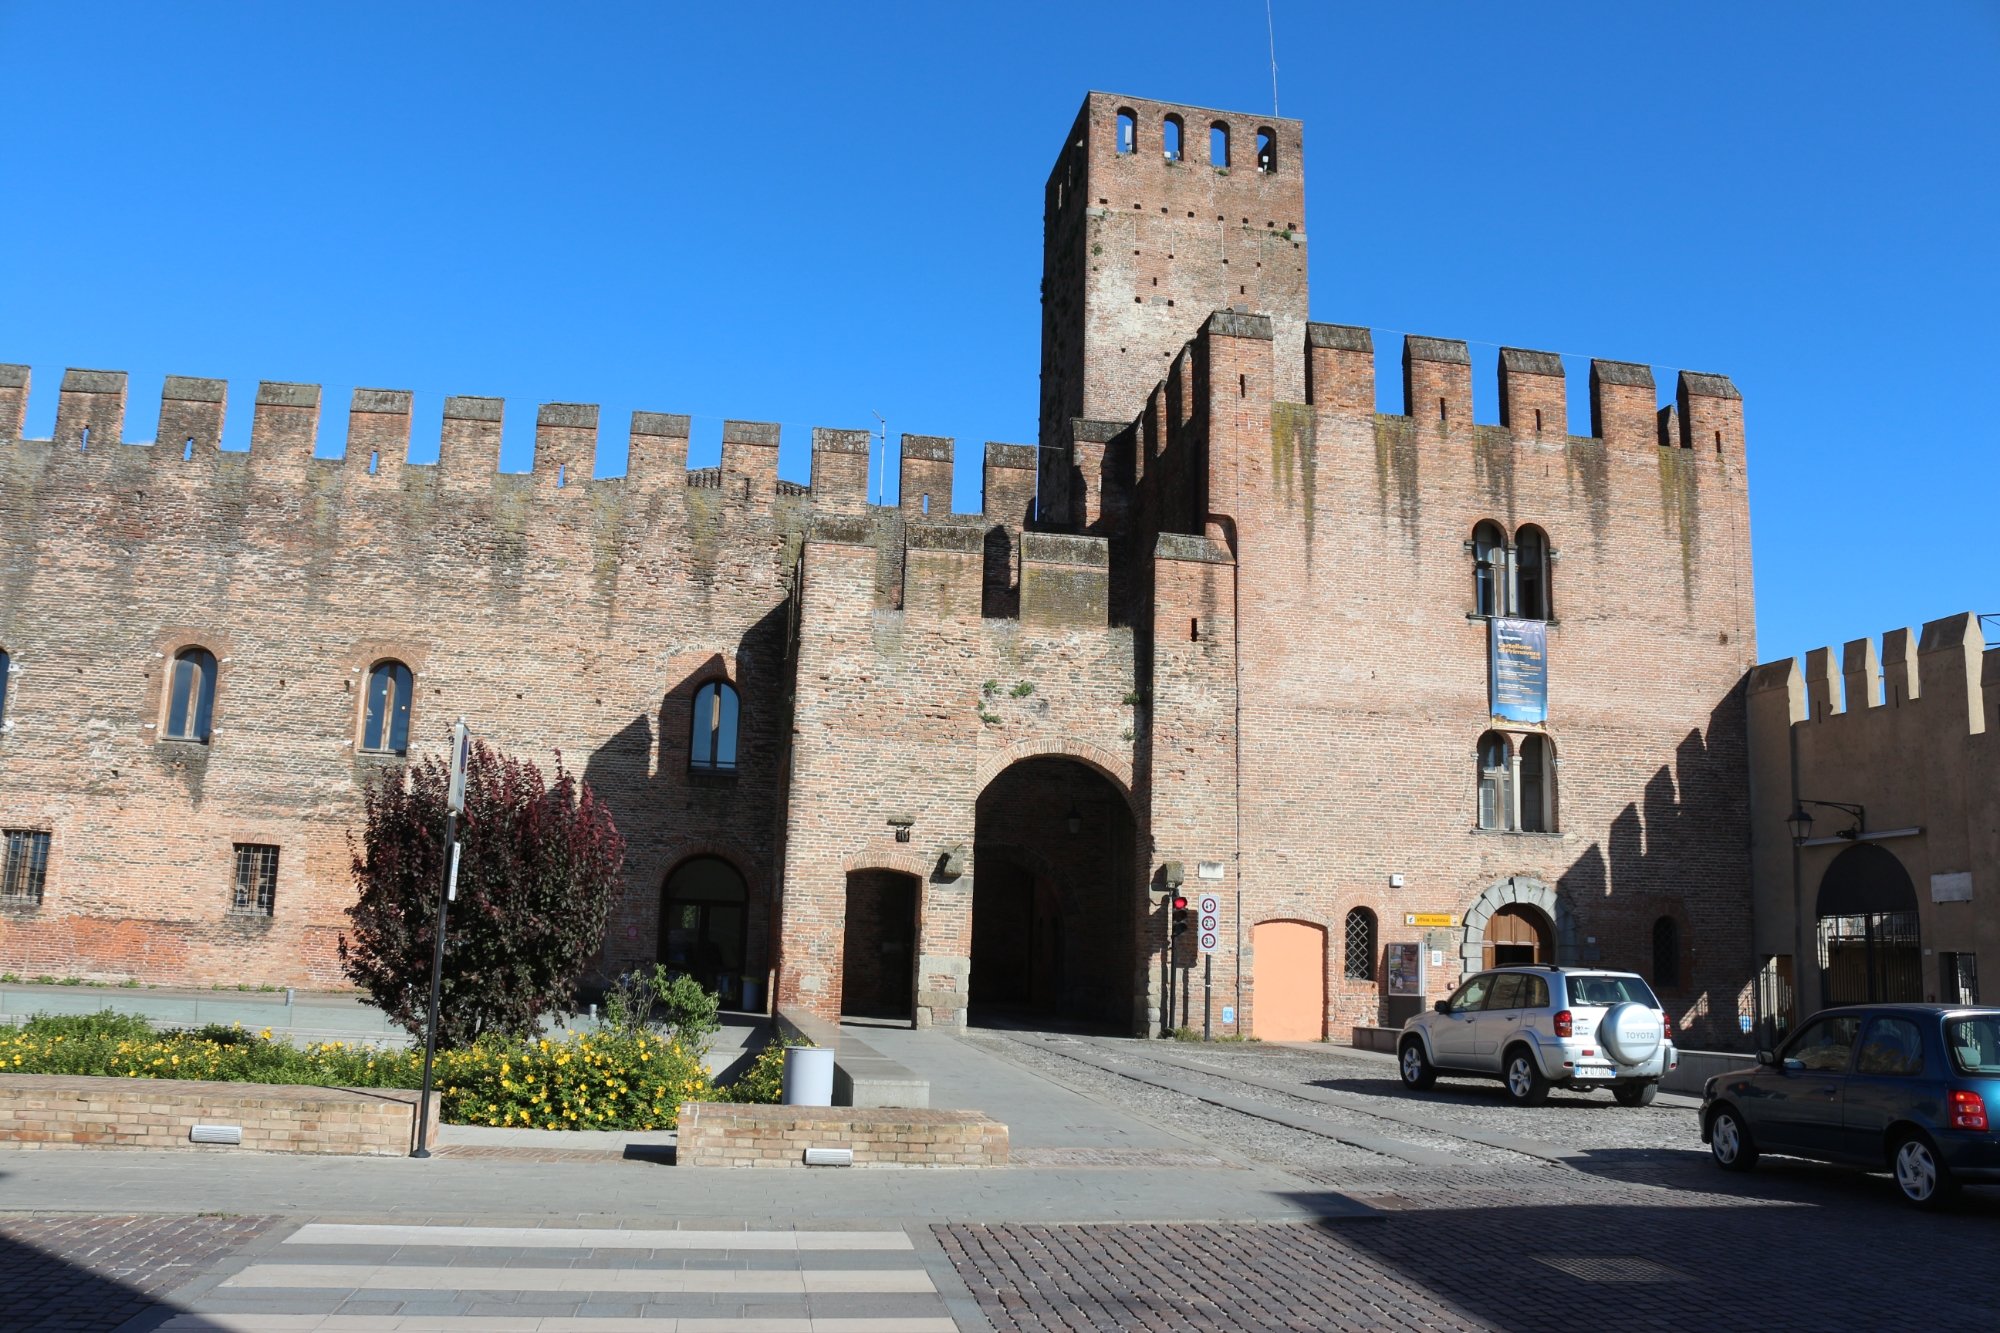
{"left": 1470, "top": 522, "right": 1552, "bottom": 620}
{"left": 1477, "top": 730, "right": 1558, "bottom": 833}
{"left": 1343, "top": 907, "right": 1377, "bottom": 981}
{"left": 690, "top": 680, "right": 740, "bottom": 773}
{"left": 361, "top": 660, "right": 413, "bottom": 755}
{"left": 165, "top": 647, "right": 217, "bottom": 742}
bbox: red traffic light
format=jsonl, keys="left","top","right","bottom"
{"left": 1172, "top": 895, "right": 1189, "bottom": 911}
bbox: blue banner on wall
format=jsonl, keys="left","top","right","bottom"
{"left": 1490, "top": 617, "right": 1548, "bottom": 723}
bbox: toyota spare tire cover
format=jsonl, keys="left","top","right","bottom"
{"left": 1598, "top": 1001, "right": 1663, "bottom": 1065}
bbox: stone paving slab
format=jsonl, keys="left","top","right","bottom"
{"left": 0, "top": 1213, "right": 278, "bottom": 1333}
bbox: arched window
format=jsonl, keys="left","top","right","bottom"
{"left": 690, "top": 680, "right": 740, "bottom": 773}
{"left": 1471, "top": 521, "right": 1504, "bottom": 618}
{"left": 1652, "top": 916, "right": 1681, "bottom": 989}
{"left": 1343, "top": 907, "right": 1377, "bottom": 981}
{"left": 661, "top": 855, "right": 748, "bottom": 1005}
{"left": 1518, "top": 733, "right": 1555, "bottom": 832}
{"left": 1162, "top": 115, "right": 1184, "bottom": 161}
{"left": 165, "top": 647, "right": 217, "bottom": 743}
{"left": 1516, "top": 525, "right": 1550, "bottom": 620}
{"left": 1115, "top": 108, "right": 1136, "bottom": 155}
{"left": 1477, "top": 731, "right": 1511, "bottom": 831}
{"left": 1256, "top": 126, "right": 1277, "bottom": 173}
{"left": 361, "top": 659, "right": 413, "bottom": 755}
{"left": 1209, "top": 121, "right": 1230, "bottom": 168}
{"left": 0, "top": 647, "right": 10, "bottom": 731}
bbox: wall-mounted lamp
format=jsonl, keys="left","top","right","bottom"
{"left": 1065, "top": 802, "right": 1082, "bottom": 835}
{"left": 1787, "top": 799, "right": 1864, "bottom": 847}
{"left": 888, "top": 815, "right": 915, "bottom": 844}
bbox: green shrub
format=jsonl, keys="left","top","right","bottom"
{"left": 713, "top": 1036, "right": 806, "bottom": 1104}
{"left": 0, "top": 1012, "right": 712, "bottom": 1130}
{"left": 652, "top": 971, "right": 720, "bottom": 1045}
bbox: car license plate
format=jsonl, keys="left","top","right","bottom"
{"left": 1573, "top": 1064, "right": 1615, "bottom": 1079}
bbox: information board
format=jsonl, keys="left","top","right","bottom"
{"left": 1385, "top": 942, "right": 1424, "bottom": 997}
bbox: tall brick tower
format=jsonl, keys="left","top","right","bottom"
{"left": 1038, "top": 93, "right": 1308, "bottom": 460}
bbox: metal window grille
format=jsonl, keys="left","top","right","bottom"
{"left": 232, "top": 843, "right": 279, "bottom": 916}
{"left": 1344, "top": 908, "right": 1376, "bottom": 981}
{"left": 1941, "top": 952, "right": 1979, "bottom": 1005}
{"left": 1, "top": 830, "right": 50, "bottom": 904}
{"left": 1652, "top": 916, "right": 1681, "bottom": 989}
{"left": 1818, "top": 911, "right": 1922, "bottom": 1004}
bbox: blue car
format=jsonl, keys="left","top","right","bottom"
{"left": 1701, "top": 1004, "right": 2000, "bottom": 1208}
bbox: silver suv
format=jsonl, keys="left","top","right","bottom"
{"left": 1398, "top": 966, "right": 1678, "bottom": 1106}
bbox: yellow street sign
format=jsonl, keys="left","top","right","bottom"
{"left": 1404, "top": 913, "right": 1457, "bottom": 928}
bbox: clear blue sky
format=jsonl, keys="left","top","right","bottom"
{"left": 1, "top": 2, "right": 1993, "bottom": 668}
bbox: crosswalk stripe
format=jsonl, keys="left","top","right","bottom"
{"left": 222, "top": 1264, "right": 938, "bottom": 1294}
{"left": 283, "top": 1224, "right": 914, "bottom": 1251}
{"left": 158, "top": 1318, "right": 960, "bottom": 1332}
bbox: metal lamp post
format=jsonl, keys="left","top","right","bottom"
{"left": 411, "top": 719, "right": 471, "bottom": 1160}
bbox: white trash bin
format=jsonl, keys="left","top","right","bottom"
{"left": 780, "top": 1045, "right": 834, "bottom": 1107}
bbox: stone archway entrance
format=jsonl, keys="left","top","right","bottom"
{"left": 660, "top": 856, "right": 749, "bottom": 1008}
{"left": 970, "top": 756, "right": 1137, "bottom": 1028}
{"left": 1816, "top": 843, "right": 1921, "bottom": 1004}
{"left": 1461, "top": 876, "right": 1575, "bottom": 974}
{"left": 1485, "top": 904, "right": 1554, "bottom": 967}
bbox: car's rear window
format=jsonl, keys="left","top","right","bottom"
{"left": 1564, "top": 975, "right": 1660, "bottom": 1009}
{"left": 1945, "top": 1015, "right": 2000, "bottom": 1075}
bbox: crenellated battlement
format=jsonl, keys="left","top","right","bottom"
{"left": 0, "top": 362, "right": 1039, "bottom": 515}
{"left": 1748, "top": 612, "right": 1993, "bottom": 738}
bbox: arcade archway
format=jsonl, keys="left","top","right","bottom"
{"left": 970, "top": 756, "right": 1138, "bottom": 1028}
{"left": 1816, "top": 843, "right": 1921, "bottom": 1004}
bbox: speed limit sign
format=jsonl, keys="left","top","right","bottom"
{"left": 1197, "top": 893, "right": 1222, "bottom": 955}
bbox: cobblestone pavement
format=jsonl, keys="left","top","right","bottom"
{"left": 948, "top": 1031, "right": 2000, "bottom": 1331}
{"left": 0, "top": 1213, "right": 276, "bottom": 1332}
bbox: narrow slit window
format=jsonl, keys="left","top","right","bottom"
{"left": 690, "top": 680, "right": 740, "bottom": 773}
{"left": 1209, "top": 122, "right": 1230, "bottom": 168}
{"left": 361, "top": 660, "right": 414, "bottom": 754}
{"left": 1653, "top": 916, "right": 1681, "bottom": 989}
{"left": 1256, "top": 127, "right": 1276, "bottom": 173}
{"left": 165, "top": 647, "right": 218, "bottom": 743}
{"left": 231, "top": 843, "right": 279, "bottom": 916}
{"left": 1, "top": 829, "right": 51, "bottom": 905}
{"left": 0, "top": 647, "right": 10, "bottom": 731}
{"left": 1116, "top": 108, "right": 1136, "bottom": 155}
{"left": 1162, "top": 115, "right": 1184, "bottom": 161}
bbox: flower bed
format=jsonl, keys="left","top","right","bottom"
{"left": 0, "top": 1011, "right": 793, "bottom": 1131}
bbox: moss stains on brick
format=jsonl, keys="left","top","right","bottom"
{"left": 1371, "top": 415, "right": 1420, "bottom": 528}
{"left": 1657, "top": 445, "right": 1702, "bottom": 608}
{"left": 1269, "top": 401, "right": 1316, "bottom": 555}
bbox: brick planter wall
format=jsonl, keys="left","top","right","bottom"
{"left": 676, "top": 1101, "right": 1008, "bottom": 1168}
{"left": 0, "top": 1074, "right": 437, "bottom": 1156}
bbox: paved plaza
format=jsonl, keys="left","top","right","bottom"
{"left": 3, "top": 1027, "right": 1997, "bottom": 1330}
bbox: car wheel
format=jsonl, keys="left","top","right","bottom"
{"left": 1891, "top": 1132, "right": 1960, "bottom": 1210}
{"left": 1502, "top": 1047, "right": 1550, "bottom": 1106}
{"left": 1613, "top": 1081, "right": 1659, "bottom": 1108}
{"left": 1708, "top": 1106, "right": 1758, "bottom": 1172}
{"left": 1398, "top": 1039, "right": 1436, "bottom": 1091}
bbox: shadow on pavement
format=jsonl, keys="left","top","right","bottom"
{"left": 0, "top": 1216, "right": 232, "bottom": 1333}
{"left": 1307, "top": 1074, "right": 1629, "bottom": 1110}
{"left": 1300, "top": 1189, "right": 2000, "bottom": 1332}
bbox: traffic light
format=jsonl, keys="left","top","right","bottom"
{"left": 1172, "top": 895, "right": 1190, "bottom": 936}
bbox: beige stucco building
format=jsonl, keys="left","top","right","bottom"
{"left": 1747, "top": 611, "right": 1997, "bottom": 1040}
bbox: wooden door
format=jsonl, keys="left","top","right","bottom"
{"left": 1253, "top": 920, "right": 1327, "bottom": 1041}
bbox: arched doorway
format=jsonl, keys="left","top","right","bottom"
{"left": 1484, "top": 904, "right": 1554, "bottom": 968}
{"left": 660, "top": 856, "right": 747, "bottom": 1007}
{"left": 1252, "top": 920, "right": 1326, "bottom": 1041}
{"left": 1816, "top": 843, "right": 1921, "bottom": 1004}
{"left": 842, "top": 869, "right": 919, "bottom": 1021}
{"left": 971, "top": 756, "right": 1136, "bottom": 1028}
